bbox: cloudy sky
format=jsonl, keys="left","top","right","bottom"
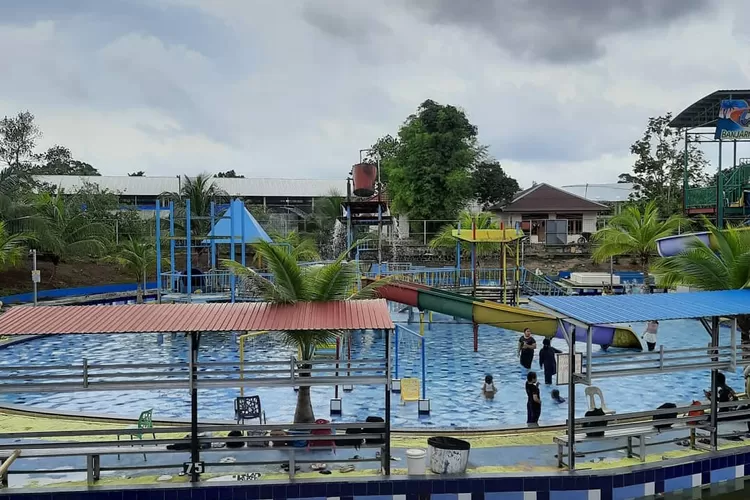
{"left": 0, "top": 0, "right": 748, "bottom": 188}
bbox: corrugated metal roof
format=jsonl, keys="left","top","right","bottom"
{"left": 33, "top": 176, "right": 347, "bottom": 198}
{"left": 561, "top": 183, "right": 635, "bottom": 203}
{"left": 530, "top": 290, "right": 750, "bottom": 325}
{"left": 0, "top": 300, "right": 393, "bottom": 335}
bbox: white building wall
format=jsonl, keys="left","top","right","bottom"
{"left": 582, "top": 214, "right": 597, "bottom": 233}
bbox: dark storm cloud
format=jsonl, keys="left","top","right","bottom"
{"left": 407, "top": 0, "right": 711, "bottom": 63}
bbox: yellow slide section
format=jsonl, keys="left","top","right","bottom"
{"left": 472, "top": 301, "right": 641, "bottom": 349}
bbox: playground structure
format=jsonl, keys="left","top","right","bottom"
{"left": 156, "top": 198, "right": 276, "bottom": 303}
{"left": 452, "top": 223, "right": 524, "bottom": 304}
{"left": 671, "top": 90, "right": 750, "bottom": 226}
{"left": 393, "top": 323, "right": 430, "bottom": 414}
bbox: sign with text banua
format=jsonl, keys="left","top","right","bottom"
{"left": 716, "top": 99, "right": 750, "bottom": 140}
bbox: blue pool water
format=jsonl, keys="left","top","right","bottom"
{"left": 0, "top": 310, "right": 743, "bottom": 429}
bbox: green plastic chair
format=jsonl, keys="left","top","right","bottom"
{"left": 117, "top": 409, "right": 155, "bottom": 460}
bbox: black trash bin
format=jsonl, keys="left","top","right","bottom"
{"left": 427, "top": 436, "right": 471, "bottom": 474}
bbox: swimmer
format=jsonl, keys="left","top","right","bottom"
{"left": 482, "top": 374, "right": 497, "bottom": 399}
{"left": 551, "top": 389, "right": 566, "bottom": 404}
{"left": 518, "top": 328, "right": 537, "bottom": 370}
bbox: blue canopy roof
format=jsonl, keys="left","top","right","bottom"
{"left": 203, "top": 199, "right": 272, "bottom": 244}
{"left": 530, "top": 290, "right": 750, "bottom": 325}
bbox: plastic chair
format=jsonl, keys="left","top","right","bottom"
{"left": 235, "top": 396, "right": 267, "bottom": 424}
{"left": 117, "top": 409, "right": 155, "bottom": 460}
{"left": 585, "top": 386, "right": 615, "bottom": 415}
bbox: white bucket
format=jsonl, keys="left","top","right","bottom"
{"left": 406, "top": 448, "right": 427, "bottom": 475}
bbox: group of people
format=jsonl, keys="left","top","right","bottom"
{"left": 481, "top": 327, "right": 566, "bottom": 425}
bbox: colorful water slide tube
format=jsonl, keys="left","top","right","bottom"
{"left": 657, "top": 227, "right": 750, "bottom": 257}
{"left": 374, "top": 281, "right": 642, "bottom": 350}
{"left": 656, "top": 231, "right": 714, "bottom": 257}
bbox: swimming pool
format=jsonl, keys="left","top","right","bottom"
{"left": 0, "top": 310, "right": 742, "bottom": 429}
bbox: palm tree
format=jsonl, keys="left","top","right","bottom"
{"left": 0, "top": 221, "right": 32, "bottom": 271}
{"left": 429, "top": 211, "right": 499, "bottom": 257}
{"left": 105, "top": 238, "right": 164, "bottom": 303}
{"left": 163, "top": 174, "right": 227, "bottom": 266}
{"left": 268, "top": 231, "right": 321, "bottom": 262}
{"left": 310, "top": 191, "right": 343, "bottom": 256}
{"left": 652, "top": 219, "right": 750, "bottom": 342}
{"left": 30, "top": 191, "right": 110, "bottom": 280}
{"left": 592, "top": 201, "right": 688, "bottom": 288}
{"left": 223, "top": 241, "right": 383, "bottom": 423}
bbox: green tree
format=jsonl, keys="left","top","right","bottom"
{"left": 34, "top": 145, "right": 100, "bottom": 176}
{"left": 652, "top": 219, "right": 750, "bottom": 342}
{"left": 592, "top": 201, "right": 689, "bottom": 287}
{"left": 429, "top": 211, "right": 498, "bottom": 256}
{"left": 0, "top": 221, "right": 32, "bottom": 271}
{"left": 105, "top": 238, "right": 163, "bottom": 303}
{"left": 383, "top": 100, "right": 483, "bottom": 225}
{"left": 223, "top": 241, "right": 382, "bottom": 423}
{"left": 30, "top": 191, "right": 110, "bottom": 279}
{"left": 472, "top": 161, "right": 519, "bottom": 209}
{"left": 619, "top": 113, "right": 709, "bottom": 214}
{"left": 128, "top": 171, "right": 145, "bottom": 177}
{"left": 0, "top": 111, "right": 41, "bottom": 169}
{"left": 215, "top": 170, "right": 245, "bottom": 178}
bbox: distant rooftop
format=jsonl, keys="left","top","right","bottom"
{"left": 34, "top": 175, "right": 347, "bottom": 199}
{"left": 561, "top": 183, "right": 635, "bottom": 203}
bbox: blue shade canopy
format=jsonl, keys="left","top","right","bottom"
{"left": 203, "top": 199, "right": 271, "bottom": 244}
{"left": 530, "top": 290, "right": 750, "bottom": 325}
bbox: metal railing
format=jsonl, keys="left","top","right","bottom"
{"left": 584, "top": 344, "right": 740, "bottom": 380}
{"left": 0, "top": 421, "right": 387, "bottom": 485}
{"left": 0, "top": 357, "right": 388, "bottom": 394}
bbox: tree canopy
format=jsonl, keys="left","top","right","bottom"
{"left": 619, "top": 113, "right": 708, "bottom": 214}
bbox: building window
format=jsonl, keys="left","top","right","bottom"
{"left": 567, "top": 218, "right": 583, "bottom": 234}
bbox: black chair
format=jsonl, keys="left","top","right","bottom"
{"left": 235, "top": 396, "right": 266, "bottom": 424}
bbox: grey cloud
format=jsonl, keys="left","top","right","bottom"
{"left": 406, "top": 0, "right": 712, "bottom": 63}
{"left": 301, "top": 3, "right": 392, "bottom": 44}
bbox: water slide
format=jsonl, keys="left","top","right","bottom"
{"left": 657, "top": 231, "right": 714, "bottom": 257}
{"left": 374, "top": 281, "right": 642, "bottom": 349}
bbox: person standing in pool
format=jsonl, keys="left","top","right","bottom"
{"left": 538, "top": 338, "right": 562, "bottom": 385}
{"left": 642, "top": 320, "right": 659, "bottom": 352}
{"left": 526, "top": 371, "right": 541, "bottom": 425}
{"left": 518, "top": 328, "right": 537, "bottom": 369}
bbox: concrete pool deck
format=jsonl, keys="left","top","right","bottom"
{"left": 4, "top": 410, "right": 750, "bottom": 490}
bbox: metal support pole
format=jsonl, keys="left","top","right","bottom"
{"left": 156, "top": 200, "right": 162, "bottom": 303}
{"left": 335, "top": 338, "right": 340, "bottom": 399}
{"left": 241, "top": 200, "right": 246, "bottom": 268}
{"left": 186, "top": 199, "right": 192, "bottom": 301}
{"left": 394, "top": 326, "right": 400, "bottom": 379}
{"left": 586, "top": 326, "right": 592, "bottom": 384}
{"left": 710, "top": 316, "right": 719, "bottom": 451}
{"left": 31, "top": 249, "right": 38, "bottom": 307}
{"left": 419, "top": 311, "right": 425, "bottom": 336}
{"left": 230, "top": 200, "right": 236, "bottom": 303}
{"left": 169, "top": 201, "right": 176, "bottom": 292}
{"left": 718, "top": 140, "right": 724, "bottom": 228}
{"left": 683, "top": 129, "right": 689, "bottom": 214}
{"left": 731, "top": 317, "right": 738, "bottom": 370}
{"left": 423, "top": 220, "right": 427, "bottom": 246}
{"left": 420, "top": 335, "right": 426, "bottom": 400}
{"left": 384, "top": 328, "right": 392, "bottom": 475}
{"left": 567, "top": 322, "right": 576, "bottom": 470}
{"left": 455, "top": 221, "right": 462, "bottom": 288}
{"left": 473, "top": 322, "right": 479, "bottom": 352}
{"left": 210, "top": 201, "right": 216, "bottom": 269}
{"left": 377, "top": 202, "right": 382, "bottom": 271}
{"left": 189, "top": 331, "right": 201, "bottom": 482}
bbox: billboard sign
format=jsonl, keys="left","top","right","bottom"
{"left": 715, "top": 99, "right": 750, "bottom": 140}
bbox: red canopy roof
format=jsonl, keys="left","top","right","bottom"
{"left": 0, "top": 300, "right": 394, "bottom": 335}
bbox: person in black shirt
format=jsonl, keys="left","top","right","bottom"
{"left": 526, "top": 371, "right": 541, "bottom": 425}
{"left": 538, "top": 338, "right": 562, "bottom": 385}
{"left": 704, "top": 372, "right": 738, "bottom": 413}
{"left": 518, "top": 328, "right": 537, "bottom": 369}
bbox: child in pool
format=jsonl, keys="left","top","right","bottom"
{"left": 482, "top": 374, "right": 497, "bottom": 398}
{"left": 551, "top": 389, "right": 566, "bottom": 404}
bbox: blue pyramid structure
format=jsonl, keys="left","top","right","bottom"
{"left": 203, "top": 199, "right": 271, "bottom": 244}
